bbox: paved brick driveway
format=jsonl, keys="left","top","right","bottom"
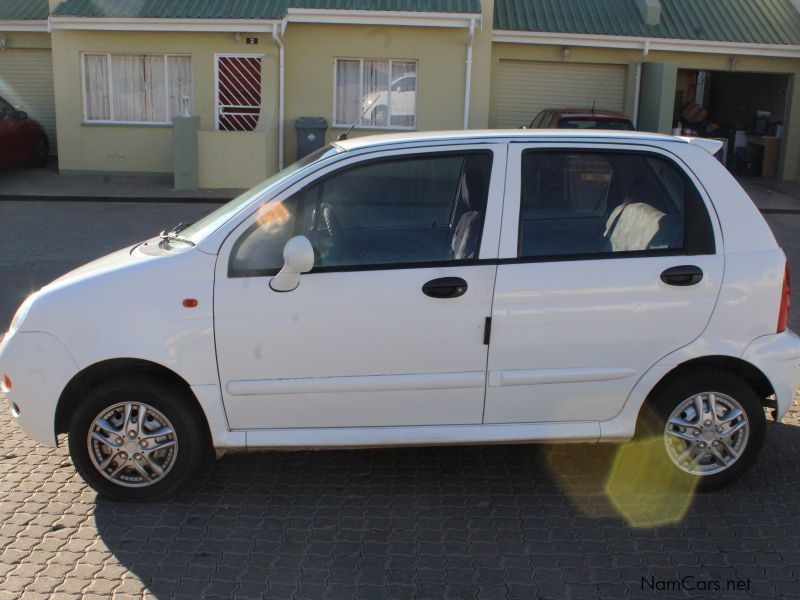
{"left": 1, "top": 200, "right": 800, "bottom": 599}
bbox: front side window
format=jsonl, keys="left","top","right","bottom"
{"left": 518, "top": 150, "right": 714, "bottom": 258}
{"left": 334, "top": 58, "right": 418, "bottom": 129}
{"left": 83, "top": 53, "right": 192, "bottom": 124}
{"left": 230, "top": 151, "right": 493, "bottom": 276}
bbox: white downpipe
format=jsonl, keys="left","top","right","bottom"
{"left": 632, "top": 39, "right": 651, "bottom": 128}
{"left": 272, "top": 22, "right": 286, "bottom": 170}
{"left": 463, "top": 18, "right": 476, "bottom": 130}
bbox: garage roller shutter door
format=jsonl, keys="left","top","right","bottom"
{"left": 493, "top": 60, "right": 628, "bottom": 128}
{"left": 0, "top": 49, "right": 56, "bottom": 153}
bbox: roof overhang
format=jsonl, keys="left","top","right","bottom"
{"left": 493, "top": 30, "right": 800, "bottom": 59}
{"left": 0, "top": 20, "right": 48, "bottom": 32}
{"left": 285, "top": 8, "right": 479, "bottom": 29}
{"left": 49, "top": 17, "right": 282, "bottom": 33}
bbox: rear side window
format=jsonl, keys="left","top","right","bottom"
{"left": 518, "top": 150, "right": 715, "bottom": 259}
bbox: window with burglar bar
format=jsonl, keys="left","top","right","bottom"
{"left": 216, "top": 55, "right": 263, "bottom": 131}
{"left": 334, "top": 58, "right": 417, "bottom": 129}
{"left": 82, "top": 53, "right": 192, "bottom": 124}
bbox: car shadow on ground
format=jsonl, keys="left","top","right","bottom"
{"left": 92, "top": 419, "right": 799, "bottom": 599}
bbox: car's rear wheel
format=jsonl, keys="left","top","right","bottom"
{"left": 30, "top": 135, "right": 49, "bottom": 168}
{"left": 638, "top": 369, "right": 765, "bottom": 490}
{"left": 68, "top": 376, "right": 209, "bottom": 501}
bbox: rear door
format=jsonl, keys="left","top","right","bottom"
{"left": 485, "top": 143, "right": 723, "bottom": 424}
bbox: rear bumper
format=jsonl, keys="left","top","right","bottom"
{"left": 0, "top": 331, "right": 78, "bottom": 446}
{"left": 742, "top": 330, "right": 800, "bottom": 419}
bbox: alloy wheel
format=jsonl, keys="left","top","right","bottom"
{"left": 86, "top": 402, "right": 178, "bottom": 487}
{"left": 663, "top": 391, "right": 749, "bottom": 476}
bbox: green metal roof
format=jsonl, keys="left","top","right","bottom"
{"left": 54, "top": 1, "right": 288, "bottom": 19}
{"left": 0, "top": 0, "right": 49, "bottom": 20}
{"left": 293, "top": 0, "right": 479, "bottom": 12}
{"left": 53, "top": 0, "right": 480, "bottom": 19}
{"left": 494, "top": 0, "right": 800, "bottom": 46}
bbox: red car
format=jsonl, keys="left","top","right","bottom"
{"left": 529, "top": 108, "right": 635, "bottom": 130}
{"left": 0, "top": 95, "right": 49, "bottom": 169}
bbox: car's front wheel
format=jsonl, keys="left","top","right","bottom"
{"left": 68, "top": 376, "right": 209, "bottom": 501}
{"left": 638, "top": 369, "right": 765, "bottom": 490}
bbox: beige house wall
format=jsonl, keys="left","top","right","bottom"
{"left": 51, "top": 29, "right": 279, "bottom": 176}
{"left": 281, "top": 22, "right": 474, "bottom": 163}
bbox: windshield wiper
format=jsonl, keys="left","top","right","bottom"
{"left": 159, "top": 222, "right": 195, "bottom": 247}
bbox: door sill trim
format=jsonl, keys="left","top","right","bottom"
{"left": 244, "top": 421, "right": 600, "bottom": 449}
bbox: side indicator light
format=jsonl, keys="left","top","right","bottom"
{"left": 182, "top": 299, "right": 199, "bottom": 308}
{"left": 1, "top": 374, "right": 12, "bottom": 392}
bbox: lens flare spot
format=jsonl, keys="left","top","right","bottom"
{"left": 604, "top": 436, "right": 698, "bottom": 528}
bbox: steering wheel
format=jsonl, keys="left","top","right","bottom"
{"left": 320, "top": 203, "right": 353, "bottom": 258}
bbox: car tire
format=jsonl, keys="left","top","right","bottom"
{"left": 637, "top": 369, "right": 765, "bottom": 490}
{"left": 30, "top": 135, "right": 49, "bottom": 168}
{"left": 67, "top": 375, "right": 210, "bottom": 502}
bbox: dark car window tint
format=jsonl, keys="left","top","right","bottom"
{"left": 559, "top": 118, "right": 635, "bottom": 131}
{"left": 518, "top": 151, "right": 714, "bottom": 258}
{"left": 230, "top": 152, "right": 493, "bottom": 276}
{"left": 0, "top": 98, "right": 16, "bottom": 120}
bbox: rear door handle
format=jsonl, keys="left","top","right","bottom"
{"left": 422, "top": 277, "right": 468, "bottom": 299}
{"left": 661, "top": 265, "right": 704, "bottom": 286}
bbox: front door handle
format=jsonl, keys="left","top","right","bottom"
{"left": 422, "top": 277, "right": 468, "bottom": 299}
{"left": 661, "top": 265, "right": 704, "bottom": 286}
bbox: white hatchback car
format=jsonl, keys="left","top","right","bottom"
{"left": 1, "top": 131, "right": 798, "bottom": 501}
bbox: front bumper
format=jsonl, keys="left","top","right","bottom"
{"left": 0, "top": 331, "right": 78, "bottom": 446}
{"left": 742, "top": 330, "right": 800, "bottom": 419}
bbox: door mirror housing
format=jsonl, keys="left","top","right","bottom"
{"left": 16, "top": 111, "right": 28, "bottom": 120}
{"left": 269, "top": 235, "right": 314, "bottom": 292}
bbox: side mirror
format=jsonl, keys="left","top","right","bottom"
{"left": 269, "top": 235, "right": 314, "bottom": 292}
{"left": 16, "top": 111, "right": 28, "bottom": 120}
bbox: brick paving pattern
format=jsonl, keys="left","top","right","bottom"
{"left": 0, "top": 401, "right": 799, "bottom": 599}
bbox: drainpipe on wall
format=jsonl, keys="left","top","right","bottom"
{"left": 272, "top": 22, "right": 286, "bottom": 170}
{"left": 463, "top": 17, "right": 477, "bottom": 130}
{"left": 632, "top": 39, "right": 651, "bottom": 128}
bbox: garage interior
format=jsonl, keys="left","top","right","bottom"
{"left": 673, "top": 68, "right": 790, "bottom": 179}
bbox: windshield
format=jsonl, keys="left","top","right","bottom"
{"left": 559, "top": 118, "right": 635, "bottom": 131}
{"left": 178, "top": 145, "right": 342, "bottom": 244}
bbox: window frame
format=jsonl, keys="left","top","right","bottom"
{"left": 227, "top": 149, "right": 495, "bottom": 278}
{"left": 80, "top": 52, "right": 193, "bottom": 126}
{"left": 513, "top": 147, "right": 716, "bottom": 263}
{"left": 332, "top": 57, "right": 419, "bottom": 131}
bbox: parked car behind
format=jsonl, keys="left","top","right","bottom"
{"left": 1, "top": 130, "right": 797, "bottom": 501}
{"left": 529, "top": 108, "right": 635, "bottom": 130}
{"left": 0, "top": 95, "right": 49, "bottom": 169}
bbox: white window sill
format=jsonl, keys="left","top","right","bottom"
{"left": 82, "top": 121, "right": 174, "bottom": 128}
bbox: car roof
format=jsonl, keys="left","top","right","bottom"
{"left": 333, "top": 129, "right": 688, "bottom": 152}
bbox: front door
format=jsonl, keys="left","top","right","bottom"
{"left": 485, "top": 143, "right": 724, "bottom": 424}
{"left": 214, "top": 145, "right": 506, "bottom": 429}
{"left": 0, "top": 98, "right": 23, "bottom": 167}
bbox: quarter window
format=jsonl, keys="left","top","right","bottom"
{"left": 230, "top": 152, "right": 493, "bottom": 276}
{"left": 82, "top": 53, "right": 192, "bottom": 124}
{"left": 518, "top": 151, "right": 714, "bottom": 258}
{"left": 334, "top": 59, "right": 418, "bottom": 129}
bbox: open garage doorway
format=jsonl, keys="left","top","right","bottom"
{"left": 674, "top": 69, "right": 790, "bottom": 179}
